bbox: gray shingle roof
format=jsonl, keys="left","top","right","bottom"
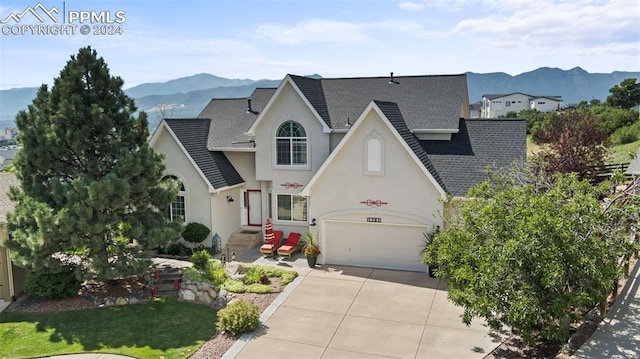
{"left": 374, "top": 100, "right": 448, "bottom": 193}
{"left": 199, "top": 88, "right": 276, "bottom": 149}
{"left": 164, "top": 119, "right": 244, "bottom": 189}
{"left": 0, "top": 173, "right": 19, "bottom": 223}
{"left": 483, "top": 93, "right": 562, "bottom": 100}
{"left": 626, "top": 148, "right": 640, "bottom": 175}
{"left": 288, "top": 75, "right": 331, "bottom": 128}
{"left": 290, "top": 74, "right": 468, "bottom": 131}
{"left": 421, "top": 119, "right": 527, "bottom": 196}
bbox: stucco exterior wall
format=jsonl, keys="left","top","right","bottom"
{"left": 210, "top": 191, "right": 240, "bottom": 249}
{"left": 252, "top": 81, "right": 332, "bottom": 230}
{"left": 254, "top": 82, "right": 331, "bottom": 186}
{"left": 153, "top": 128, "right": 213, "bottom": 240}
{"left": 308, "top": 109, "right": 445, "bottom": 235}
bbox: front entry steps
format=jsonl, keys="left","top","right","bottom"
{"left": 226, "top": 229, "right": 263, "bottom": 254}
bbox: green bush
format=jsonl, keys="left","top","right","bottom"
{"left": 183, "top": 259, "right": 228, "bottom": 286}
{"left": 221, "top": 279, "right": 246, "bottom": 293}
{"left": 245, "top": 283, "right": 272, "bottom": 293}
{"left": 25, "top": 265, "right": 81, "bottom": 299}
{"left": 610, "top": 121, "right": 640, "bottom": 146}
{"left": 182, "top": 222, "right": 210, "bottom": 244}
{"left": 190, "top": 249, "right": 211, "bottom": 271}
{"left": 216, "top": 299, "right": 260, "bottom": 336}
{"left": 206, "top": 260, "right": 228, "bottom": 286}
{"left": 243, "top": 266, "right": 263, "bottom": 285}
{"left": 260, "top": 265, "right": 298, "bottom": 284}
{"left": 165, "top": 241, "right": 191, "bottom": 256}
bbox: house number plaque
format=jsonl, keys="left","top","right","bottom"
{"left": 367, "top": 217, "right": 382, "bottom": 223}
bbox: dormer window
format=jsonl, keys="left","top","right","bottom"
{"left": 276, "top": 121, "right": 307, "bottom": 166}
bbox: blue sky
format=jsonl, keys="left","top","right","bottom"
{"left": 0, "top": 0, "right": 638, "bottom": 90}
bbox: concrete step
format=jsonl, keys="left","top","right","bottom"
{"left": 228, "top": 236, "right": 257, "bottom": 246}
{"left": 228, "top": 230, "right": 262, "bottom": 248}
{"left": 230, "top": 229, "right": 262, "bottom": 241}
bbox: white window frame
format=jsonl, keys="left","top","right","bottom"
{"left": 275, "top": 121, "right": 308, "bottom": 167}
{"left": 275, "top": 193, "right": 308, "bottom": 223}
{"left": 163, "top": 175, "right": 186, "bottom": 223}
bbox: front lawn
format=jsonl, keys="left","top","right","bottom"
{"left": 0, "top": 299, "right": 217, "bottom": 359}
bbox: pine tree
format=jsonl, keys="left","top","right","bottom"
{"left": 6, "top": 47, "right": 180, "bottom": 281}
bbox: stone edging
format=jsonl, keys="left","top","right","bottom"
{"left": 178, "top": 275, "right": 228, "bottom": 310}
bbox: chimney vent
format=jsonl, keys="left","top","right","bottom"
{"left": 246, "top": 98, "right": 258, "bottom": 114}
{"left": 388, "top": 72, "right": 398, "bottom": 84}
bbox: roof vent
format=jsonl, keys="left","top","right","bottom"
{"left": 246, "top": 98, "right": 258, "bottom": 114}
{"left": 388, "top": 72, "right": 398, "bottom": 85}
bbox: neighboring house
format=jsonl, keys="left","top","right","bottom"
{"left": 150, "top": 73, "right": 526, "bottom": 271}
{"left": 0, "top": 173, "right": 25, "bottom": 302}
{"left": 0, "top": 148, "right": 19, "bottom": 170}
{"left": 469, "top": 101, "right": 481, "bottom": 118}
{"left": 481, "top": 93, "right": 562, "bottom": 118}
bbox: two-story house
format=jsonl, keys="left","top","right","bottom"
{"left": 150, "top": 73, "right": 526, "bottom": 272}
{"left": 481, "top": 93, "right": 562, "bottom": 118}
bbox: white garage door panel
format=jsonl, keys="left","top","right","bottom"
{"left": 324, "top": 221, "right": 428, "bottom": 272}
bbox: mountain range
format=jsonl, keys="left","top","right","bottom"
{"left": 1, "top": 67, "right": 637, "bottom": 130}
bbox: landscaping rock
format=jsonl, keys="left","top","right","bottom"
{"left": 115, "top": 297, "right": 128, "bottom": 306}
{"left": 180, "top": 290, "right": 196, "bottom": 301}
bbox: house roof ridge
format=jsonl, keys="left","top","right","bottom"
{"left": 287, "top": 73, "right": 466, "bottom": 81}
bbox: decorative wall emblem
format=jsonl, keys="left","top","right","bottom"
{"left": 281, "top": 181, "right": 304, "bottom": 189}
{"left": 360, "top": 199, "right": 389, "bottom": 207}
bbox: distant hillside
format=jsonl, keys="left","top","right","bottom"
{"left": 124, "top": 73, "right": 260, "bottom": 98}
{"left": 1, "top": 68, "right": 638, "bottom": 128}
{"left": 466, "top": 67, "right": 640, "bottom": 104}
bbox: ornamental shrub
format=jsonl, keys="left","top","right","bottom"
{"left": 182, "top": 222, "right": 210, "bottom": 244}
{"left": 216, "top": 299, "right": 260, "bottom": 336}
{"left": 165, "top": 241, "right": 191, "bottom": 256}
{"left": 25, "top": 265, "right": 81, "bottom": 299}
{"left": 190, "top": 249, "right": 211, "bottom": 270}
{"left": 243, "top": 266, "right": 263, "bottom": 285}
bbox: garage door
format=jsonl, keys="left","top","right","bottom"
{"left": 323, "top": 220, "right": 428, "bottom": 272}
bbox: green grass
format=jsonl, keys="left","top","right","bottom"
{"left": 0, "top": 299, "right": 217, "bottom": 359}
{"left": 608, "top": 140, "right": 640, "bottom": 164}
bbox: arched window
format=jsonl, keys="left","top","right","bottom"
{"left": 163, "top": 175, "right": 185, "bottom": 222}
{"left": 276, "top": 121, "right": 307, "bottom": 165}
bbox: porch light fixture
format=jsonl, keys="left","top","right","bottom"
{"left": 310, "top": 218, "right": 317, "bottom": 226}
{"left": 226, "top": 195, "right": 234, "bottom": 202}
{"left": 345, "top": 117, "right": 351, "bottom": 127}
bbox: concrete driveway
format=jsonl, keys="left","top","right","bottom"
{"left": 224, "top": 264, "right": 507, "bottom": 359}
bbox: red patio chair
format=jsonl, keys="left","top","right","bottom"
{"left": 260, "top": 230, "right": 283, "bottom": 256}
{"left": 277, "top": 232, "right": 301, "bottom": 259}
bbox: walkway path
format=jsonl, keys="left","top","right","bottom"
{"left": 573, "top": 260, "right": 640, "bottom": 358}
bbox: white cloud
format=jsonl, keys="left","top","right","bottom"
{"left": 397, "top": 2, "right": 424, "bottom": 11}
{"left": 255, "top": 19, "right": 370, "bottom": 45}
{"left": 451, "top": 0, "right": 639, "bottom": 57}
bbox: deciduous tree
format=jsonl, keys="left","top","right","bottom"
{"left": 423, "top": 171, "right": 633, "bottom": 343}
{"left": 606, "top": 78, "right": 640, "bottom": 110}
{"left": 534, "top": 109, "right": 608, "bottom": 182}
{"left": 6, "top": 47, "right": 180, "bottom": 281}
